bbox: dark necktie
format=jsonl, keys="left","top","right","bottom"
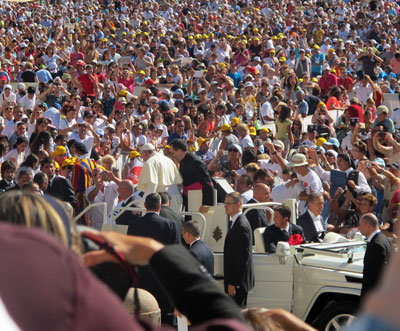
{"left": 282, "top": 229, "right": 289, "bottom": 241}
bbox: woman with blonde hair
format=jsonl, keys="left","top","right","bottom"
{"left": 100, "top": 154, "right": 116, "bottom": 171}
{"left": 181, "top": 115, "right": 194, "bottom": 139}
{"left": 170, "top": 64, "right": 183, "bottom": 86}
{"left": 0, "top": 191, "right": 69, "bottom": 246}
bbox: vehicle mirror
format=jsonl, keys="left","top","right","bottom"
{"left": 276, "top": 242, "right": 290, "bottom": 264}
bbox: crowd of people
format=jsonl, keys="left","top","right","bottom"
{"left": 0, "top": 0, "right": 400, "bottom": 329}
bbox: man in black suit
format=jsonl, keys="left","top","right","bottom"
{"left": 159, "top": 191, "right": 184, "bottom": 230}
{"left": 297, "top": 192, "right": 326, "bottom": 242}
{"left": 128, "top": 193, "right": 180, "bottom": 326}
{"left": 223, "top": 192, "right": 254, "bottom": 307}
{"left": 6, "top": 166, "right": 33, "bottom": 191}
{"left": 41, "top": 157, "right": 77, "bottom": 208}
{"left": 263, "top": 205, "right": 305, "bottom": 253}
{"left": 182, "top": 220, "right": 214, "bottom": 275}
{"left": 0, "top": 160, "right": 16, "bottom": 192}
{"left": 112, "top": 180, "right": 137, "bottom": 225}
{"left": 169, "top": 139, "right": 214, "bottom": 213}
{"left": 246, "top": 183, "right": 270, "bottom": 243}
{"left": 359, "top": 213, "right": 392, "bottom": 298}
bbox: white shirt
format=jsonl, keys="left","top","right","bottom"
{"left": 314, "top": 165, "right": 371, "bottom": 194}
{"left": 271, "top": 180, "right": 303, "bottom": 203}
{"left": 260, "top": 101, "right": 274, "bottom": 124}
{"left": 68, "top": 132, "right": 95, "bottom": 156}
{"left": 341, "top": 131, "right": 353, "bottom": 151}
{"left": 241, "top": 189, "right": 253, "bottom": 204}
{"left": 19, "top": 94, "right": 36, "bottom": 111}
{"left": 239, "top": 135, "right": 254, "bottom": 149}
{"left": 296, "top": 169, "right": 323, "bottom": 195}
{"left": 258, "top": 159, "right": 288, "bottom": 178}
{"left": 2, "top": 118, "right": 15, "bottom": 138}
{"left": 230, "top": 211, "right": 242, "bottom": 228}
{"left": 367, "top": 229, "right": 381, "bottom": 243}
{"left": 308, "top": 210, "right": 325, "bottom": 233}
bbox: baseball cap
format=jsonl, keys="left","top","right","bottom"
{"left": 129, "top": 151, "right": 141, "bottom": 159}
{"left": 221, "top": 124, "right": 232, "bottom": 131}
{"left": 231, "top": 117, "right": 240, "bottom": 126}
{"left": 376, "top": 105, "right": 389, "bottom": 116}
{"left": 53, "top": 146, "right": 67, "bottom": 156}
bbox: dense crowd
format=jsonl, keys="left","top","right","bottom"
{"left": 0, "top": 0, "right": 398, "bottom": 235}
{"left": 0, "top": 0, "right": 400, "bottom": 329}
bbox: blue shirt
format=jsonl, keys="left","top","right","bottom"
{"left": 311, "top": 53, "right": 325, "bottom": 75}
{"left": 227, "top": 72, "right": 241, "bottom": 88}
{"left": 36, "top": 69, "right": 53, "bottom": 83}
{"left": 167, "top": 132, "right": 187, "bottom": 144}
{"left": 195, "top": 149, "right": 215, "bottom": 162}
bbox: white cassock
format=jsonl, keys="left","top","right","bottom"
{"left": 137, "top": 152, "right": 183, "bottom": 213}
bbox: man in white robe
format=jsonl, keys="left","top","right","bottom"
{"left": 137, "top": 143, "right": 183, "bottom": 213}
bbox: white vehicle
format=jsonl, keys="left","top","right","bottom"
{"left": 90, "top": 194, "right": 365, "bottom": 331}
{"left": 199, "top": 199, "right": 364, "bottom": 331}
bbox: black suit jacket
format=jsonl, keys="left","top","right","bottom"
{"left": 245, "top": 198, "right": 268, "bottom": 244}
{"left": 180, "top": 152, "right": 214, "bottom": 206}
{"left": 128, "top": 212, "right": 181, "bottom": 319}
{"left": 0, "top": 179, "right": 15, "bottom": 192}
{"left": 115, "top": 196, "right": 137, "bottom": 225}
{"left": 127, "top": 212, "right": 181, "bottom": 245}
{"left": 263, "top": 223, "right": 305, "bottom": 253}
{"left": 297, "top": 211, "right": 324, "bottom": 242}
{"left": 223, "top": 214, "right": 254, "bottom": 292}
{"left": 361, "top": 232, "right": 392, "bottom": 297}
{"left": 189, "top": 239, "right": 214, "bottom": 275}
{"left": 160, "top": 205, "right": 184, "bottom": 230}
{"left": 150, "top": 244, "right": 245, "bottom": 326}
{"left": 46, "top": 176, "right": 77, "bottom": 208}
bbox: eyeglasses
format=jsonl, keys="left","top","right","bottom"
{"left": 5, "top": 108, "right": 12, "bottom": 110}
{"left": 228, "top": 148, "right": 239, "bottom": 152}
{"left": 74, "top": 98, "right": 81, "bottom": 101}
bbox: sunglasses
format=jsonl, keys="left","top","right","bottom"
{"left": 228, "top": 148, "right": 239, "bottom": 152}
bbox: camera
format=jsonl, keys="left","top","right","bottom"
{"left": 78, "top": 123, "right": 86, "bottom": 128}
{"left": 378, "top": 131, "right": 386, "bottom": 138}
{"left": 366, "top": 162, "right": 372, "bottom": 168}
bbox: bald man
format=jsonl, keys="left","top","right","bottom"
{"left": 108, "top": 179, "right": 138, "bottom": 225}
{"left": 245, "top": 183, "right": 270, "bottom": 242}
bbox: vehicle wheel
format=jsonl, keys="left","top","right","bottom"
{"left": 315, "top": 301, "right": 357, "bottom": 331}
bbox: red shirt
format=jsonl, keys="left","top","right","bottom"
{"left": 338, "top": 77, "right": 353, "bottom": 91}
{"left": 118, "top": 78, "right": 135, "bottom": 93}
{"left": 78, "top": 74, "right": 98, "bottom": 96}
{"left": 318, "top": 73, "right": 338, "bottom": 95}
{"left": 70, "top": 52, "right": 84, "bottom": 66}
{"left": 347, "top": 104, "right": 364, "bottom": 123}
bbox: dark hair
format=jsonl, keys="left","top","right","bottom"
{"left": 1, "top": 160, "right": 16, "bottom": 177}
{"left": 170, "top": 139, "right": 188, "bottom": 152}
{"left": 275, "top": 205, "right": 291, "bottom": 221}
{"left": 40, "top": 156, "right": 55, "bottom": 168}
{"left": 159, "top": 192, "right": 171, "bottom": 205}
{"left": 278, "top": 105, "right": 291, "bottom": 122}
{"left": 30, "top": 131, "right": 52, "bottom": 156}
{"left": 182, "top": 221, "right": 201, "bottom": 237}
{"left": 242, "top": 149, "right": 257, "bottom": 167}
{"left": 239, "top": 174, "right": 253, "bottom": 187}
{"left": 253, "top": 168, "right": 270, "bottom": 182}
{"left": 144, "top": 193, "right": 161, "bottom": 211}
{"left": 20, "top": 154, "right": 39, "bottom": 169}
{"left": 33, "top": 172, "right": 48, "bottom": 188}
{"left": 14, "top": 136, "right": 28, "bottom": 149}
